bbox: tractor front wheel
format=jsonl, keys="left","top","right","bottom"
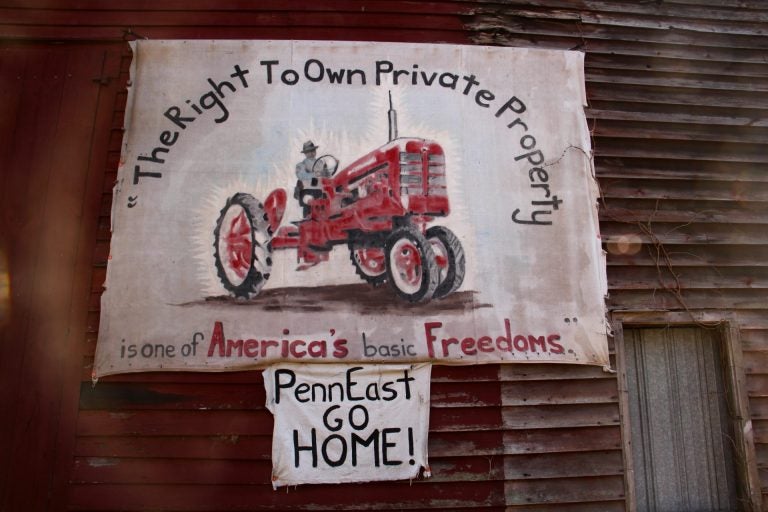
{"left": 385, "top": 227, "right": 439, "bottom": 302}
{"left": 213, "top": 192, "right": 273, "bottom": 299}
{"left": 349, "top": 243, "right": 387, "bottom": 286}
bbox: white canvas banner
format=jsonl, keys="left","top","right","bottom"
{"left": 264, "top": 363, "right": 431, "bottom": 487}
{"left": 95, "top": 40, "right": 609, "bottom": 377}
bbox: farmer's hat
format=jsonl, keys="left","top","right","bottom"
{"left": 301, "top": 140, "right": 319, "bottom": 153}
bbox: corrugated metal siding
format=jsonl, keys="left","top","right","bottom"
{"left": 0, "top": 1, "right": 765, "bottom": 510}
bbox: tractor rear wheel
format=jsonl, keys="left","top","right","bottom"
{"left": 426, "top": 226, "right": 465, "bottom": 298}
{"left": 385, "top": 227, "right": 439, "bottom": 302}
{"left": 213, "top": 192, "right": 273, "bottom": 299}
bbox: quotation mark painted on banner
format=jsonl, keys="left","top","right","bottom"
{"left": 127, "top": 196, "right": 138, "bottom": 208}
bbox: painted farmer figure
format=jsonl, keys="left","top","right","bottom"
{"left": 295, "top": 140, "right": 328, "bottom": 213}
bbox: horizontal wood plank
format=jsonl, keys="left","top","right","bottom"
{"left": 504, "top": 450, "right": 623, "bottom": 479}
{"left": 502, "top": 403, "right": 620, "bottom": 429}
{"left": 501, "top": 379, "right": 618, "bottom": 406}
{"left": 503, "top": 426, "right": 622, "bottom": 454}
{"left": 505, "top": 475, "right": 626, "bottom": 505}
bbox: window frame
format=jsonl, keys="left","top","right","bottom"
{"left": 612, "top": 314, "right": 762, "bottom": 512}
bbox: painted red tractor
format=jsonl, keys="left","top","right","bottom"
{"left": 213, "top": 102, "right": 465, "bottom": 303}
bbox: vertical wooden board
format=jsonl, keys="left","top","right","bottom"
{"left": 0, "top": 45, "right": 108, "bottom": 512}
{"left": 0, "top": 48, "right": 26, "bottom": 199}
{"left": 0, "top": 45, "right": 68, "bottom": 504}
{"left": 51, "top": 45, "right": 126, "bottom": 512}
{"left": 0, "top": 49, "right": 27, "bottom": 446}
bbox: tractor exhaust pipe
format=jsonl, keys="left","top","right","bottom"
{"left": 388, "top": 91, "right": 398, "bottom": 142}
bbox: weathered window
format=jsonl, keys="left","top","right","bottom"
{"left": 620, "top": 327, "right": 746, "bottom": 511}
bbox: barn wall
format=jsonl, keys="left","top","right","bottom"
{"left": 0, "top": 1, "right": 765, "bottom": 510}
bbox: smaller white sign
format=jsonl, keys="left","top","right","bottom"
{"left": 264, "top": 363, "right": 431, "bottom": 487}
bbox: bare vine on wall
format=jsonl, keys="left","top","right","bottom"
{"left": 542, "top": 125, "right": 723, "bottom": 328}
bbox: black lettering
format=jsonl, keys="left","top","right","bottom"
{"left": 421, "top": 71, "right": 438, "bottom": 86}
{"left": 158, "top": 130, "right": 179, "bottom": 146}
{"left": 461, "top": 74, "right": 479, "bottom": 95}
{"left": 294, "top": 428, "right": 318, "bottom": 468}
{"left": 495, "top": 96, "right": 527, "bottom": 117}
{"left": 382, "top": 428, "right": 402, "bottom": 466}
{"left": 347, "top": 69, "right": 366, "bottom": 85}
{"left": 199, "top": 91, "right": 230, "bottom": 123}
{"left": 260, "top": 60, "right": 279, "bottom": 84}
{"left": 393, "top": 68, "right": 409, "bottom": 84}
{"left": 304, "top": 59, "right": 325, "bottom": 82}
{"left": 512, "top": 208, "right": 552, "bottom": 226}
{"left": 185, "top": 99, "right": 203, "bottom": 114}
{"left": 532, "top": 196, "right": 562, "bottom": 210}
{"left": 230, "top": 64, "right": 250, "bottom": 88}
{"left": 475, "top": 89, "right": 494, "bottom": 107}
{"left": 375, "top": 60, "right": 393, "bottom": 85}
{"left": 346, "top": 366, "right": 364, "bottom": 401}
{"left": 207, "top": 77, "right": 235, "bottom": 98}
{"left": 438, "top": 72, "right": 459, "bottom": 89}
{"left": 321, "top": 435, "right": 347, "bottom": 467}
{"left": 326, "top": 67, "right": 345, "bottom": 84}
{"left": 514, "top": 149, "right": 544, "bottom": 166}
{"left": 395, "top": 369, "right": 415, "bottom": 399}
{"left": 137, "top": 146, "right": 169, "bottom": 165}
{"left": 507, "top": 117, "right": 528, "bottom": 131}
{"left": 133, "top": 164, "right": 162, "bottom": 185}
{"left": 348, "top": 404, "right": 369, "bottom": 430}
{"left": 164, "top": 106, "right": 195, "bottom": 129}
{"left": 322, "top": 405, "right": 343, "bottom": 432}
{"left": 381, "top": 382, "right": 397, "bottom": 401}
{"left": 295, "top": 382, "right": 311, "bottom": 403}
{"left": 274, "top": 369, "right": 296, "bottom": 404}
{"left": 281, "top": 69, "right": 299, "bottom": 85}
{"left": 520, "top": 134, "right": 536, "bottom": 150}
{"left": 351, "top": 430, "right": 380, "bottom": 467}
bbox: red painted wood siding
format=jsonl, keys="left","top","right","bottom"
{"left": 0, "top": 1, "right": 765, "bottom": 510}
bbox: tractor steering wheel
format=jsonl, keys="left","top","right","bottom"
{"left": 313, "top": 154, "right": 339, "bottom": 177}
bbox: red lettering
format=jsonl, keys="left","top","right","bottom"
{"left": 290, "top": 340, "right": 306, "bottom": 358}
{"left": 207, "top": 321, "right": 225, "bottom": 357}
{"left": 260, "top": 339, "right": 279, "bottom": 357}
{"left": 442, "top": 337, "right": 460, "bottom": 356}
{"left": 496, "top": 319, "right": 512, "bottom": 351}
{"left": 333, "top": 338, "right": 349, "bottom": 358}
{"left": 308, "top": 340, "right": 327, "bottom": 358}
{"left": 424, "top": 322, "right": 442, "bottom": 357}
{"left": 477, "top": 336, "right": 494, "bottom": 352}
{"left": 423, "top": 319, "right": 566, "bottom": 359}
{"left": 244, "top": 339, "right": 259, "bottom": 358}
{"left": 226, "top": 338, "right": 244, "bottom": 357}
{"left": 528, "top": 335, "right": 546, "bottom": 352}
{"left": 460, "top": 336, "right": 477, "bottom": 355}
{"left": 547, "top": 334, "right": 564, "bottom": 354}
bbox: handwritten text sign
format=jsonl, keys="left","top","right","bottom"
{"left": 264, "top": 364, "right": 431, "bottom": 487}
